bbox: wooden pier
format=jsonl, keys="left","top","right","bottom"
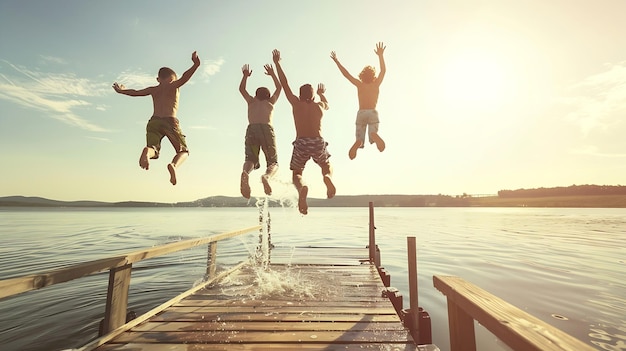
{"left": 87, "top": 246, "right": 432, "bottom": 350}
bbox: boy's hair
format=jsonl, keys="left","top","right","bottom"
{"left": 359, "top": 66, "right": 376, "bottom": 83}
{"left": 158, "top": 67, "right": 177, "bottom": 80}
{"left": 255, "top": 87, "right": 271, "bottom": 100}
{"left": 299, "top": 84, "right": 314, "bottom": 102}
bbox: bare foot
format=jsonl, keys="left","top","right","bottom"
{"left": 324, "top": 175, "right": 336, "bottom": 199}
{"left": 348, "top": 144, "right": 359, "bottom": 160}
{"left": 373, "top": 134, "right": 386, "bottom": 152}
{"left": 240, "top": 172, "right": 250, "bottom": 199}
{"left": 167, "top": 163, "right": 177, "bottom": 185}
{"left": 139, "top": 148, "right": 150, "bottom": 170}
{"left": 298, "top": 186, "right": 309, "bottom": 215}
{"left": 261, "top": 174, "right": 272, "bottom": 196}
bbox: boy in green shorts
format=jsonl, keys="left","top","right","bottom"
{"left": 113, "top": 51, "right": 201, "bottom": 185}
{"left": 238, "top": 63, "right": 282, "bottom": 199}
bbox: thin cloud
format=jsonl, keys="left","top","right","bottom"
{"left": 114, "top": 70, "right": 156, "bottom": 88}
{"left": 201, "top": 58, "right": 224, "bottom": 80}
{"left": 40, "top": 55, "right": 68, "bottom": 65}
{"left": 562, "top": 61, "right": 626, "bottom": 136}
{"left": 0, "top": 59, "right": 109, "bottom": 132}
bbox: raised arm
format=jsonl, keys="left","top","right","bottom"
{"left": 239, "top": 64, "right": 253, "bottom": 102}
{"left": 374, "top": 42, "right": 386, "bottom": 84}
{"left": 112, "top": 82, "right": 154, "bottom": 97}
{"left": 264, "top": 64, "right": 282, "bottom": 104}
{"left": 173, "top": 51, "right": 201, "bottom": 88}
{"left": 330, "top": 51, "right": 359, "bottom": 86}
{"left": 273, "top": 49, "right": 298, "bottom": 105}
{"left": 317, "top": 83, "right": 329, "bottom": 110}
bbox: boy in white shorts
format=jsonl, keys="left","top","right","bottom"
{"left": 331, "top": 42, "right": 387, "bottom": 160}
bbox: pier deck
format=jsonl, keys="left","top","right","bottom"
{"left": 92, "top": 246, "right": 428, "bottom": 351}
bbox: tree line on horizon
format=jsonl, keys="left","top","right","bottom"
{"left": 497, "top": 184, "right": 626, "bottom": 198}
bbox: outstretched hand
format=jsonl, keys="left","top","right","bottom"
{"left": 191, "top": 51, "right": 200, "bottom": 65}
{"left": 242, "top": 64, "right": 252, "bottom": 77}
{"left": 263, "top": 64, "right": 275, "bottom": 76}
{"left": 272, "top": 49, "right": 281, "bottom": 64}
{"left": 330, "top": 51, "right": 338, "bottom": 62}
{"left": 374, "top": 42, "right": 386, "bottom": 56}
{"left": 317, "top": 83, "right": 326, "bottom": 95}
{"left": 112, "top": 82, "right": 125, "bottom": 92}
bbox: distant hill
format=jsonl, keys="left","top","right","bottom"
{"left": 2, "top": 186, "right": 626, "bottom": 208}
{"left": 0, "top": 194, "right": 469, "bottom": 208}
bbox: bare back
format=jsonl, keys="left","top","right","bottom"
{"left": 247, "top": 99, "right": 275, "bottom": 124}
{"left": 292, "top": 100, "right": 327, "bottom": 138}
{"left": 356, "top": 81, "right": 381, "bottom": 110}
{"left": 150, "top": 83, "right": 180, "bottom": 117}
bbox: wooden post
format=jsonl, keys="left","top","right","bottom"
{"left": 447, "top": 298, "right": 476, "bottom": 351}
{"left": 368, "top": 201, "right": 376, "bottom": 264}
{"left": 101, "top": 263, "right": 132, "bottom": 335}
{"left": 407, "top": 236, "right": 420, "bottom": 343}
{"left": 206, "top": 242, "right": 217, "bottom": 279}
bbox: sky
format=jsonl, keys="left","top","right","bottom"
{"left": 1, "top": 0, "right": 626, "bottom": 203}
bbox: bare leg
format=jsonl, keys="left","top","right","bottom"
{"left": 293, "top": 171, "right": 308, "bottom": 215}
{"left": 349, "top": 140, "right": 363, "bottom": 160}
{"left": 324, "top": 175, "right": 336, "bottom": 199}
{"left": 139, "top": 147, "right": 156, "bottom": 170}
{"left": 261, "top": 163, "right": 278, "bottom": 196}
{"left": 322, "top": 164, "right": 336, "bottom": 199}
{"left": 168, "top": 151, "right": 188, "bottom": 186}
{"left": 371, "top": 132, "right": 386, "bottom": 152}
{"left": 240, "top": 161, "right": 255, "bottom": 199}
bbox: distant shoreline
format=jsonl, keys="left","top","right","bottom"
{"left": 2, "top": 194, "right": 626, "bottom": 208}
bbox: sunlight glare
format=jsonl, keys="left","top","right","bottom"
{"left": 440, "top": 52, "right": 510, "bottom": 108}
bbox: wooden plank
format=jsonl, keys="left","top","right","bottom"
{"left": 175, "top": 299, "right": 391, "bottom": 307}
{"left": 434, "top": 275, "right": 595, "bottom": 351}
{"left": 152, "top": 312, "right": 402, "bottom": 323}
{"left": 163, "top": 305, "right": 398, "bottom": 314}
{"left": 131, "top": 321, "right": 408, "bottom": 332}
{"left": 108, "top": 330, "right": 413, "bottom": 344}
{"left": 96, "top": 343, "right": 422, "bottom": 351}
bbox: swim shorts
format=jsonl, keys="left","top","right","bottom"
{"left": 146, "top": 116, "right": 188, "bottom": 159}
{"left": 290, "top": 137, "right": 331, "bottom": 171}
{"left": 355, "top": 109, "right": 380, "bottom": 147}
{"left": 244, "top": 124, "right": 278, "bottom": 170}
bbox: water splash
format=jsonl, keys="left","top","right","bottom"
{"left": 254, "top": 197, "right": 271, "bottom": 270}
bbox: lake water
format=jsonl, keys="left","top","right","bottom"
{"left": 0, "top": 205, "right": 624, "bottom": 351}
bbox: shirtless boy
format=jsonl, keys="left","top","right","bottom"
{"left": 238, "top": 63, "right": 282, "bottom": 199}
{"left": 272, "top": 49, "right": 336, "bottom": 215}
{"left": 113, "top": 51, "right": 201, "bottom": 185}
{"left": 331, "top": 42, "right": 386, "bottom": 160}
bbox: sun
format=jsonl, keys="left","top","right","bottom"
{"left": 439, "top": 51, "right": 510, "bottom": 108}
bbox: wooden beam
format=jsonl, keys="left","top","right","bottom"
{"left": 434, "top": 275, "right": 596, "bottom": 351}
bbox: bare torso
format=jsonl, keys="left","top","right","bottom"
{"left": 292, "top": 101, "right": 326, "bottom": 138}
{"left": 248, "top": 99, "right": 274, "bottom": 124}
{"left": 357, "top": 82, "right": 380, "bottom": 110}
{"left": 150, "top": 84, "right": 180, "bottom": 117}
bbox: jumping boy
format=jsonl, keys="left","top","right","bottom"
{"left": 272, "top": 49, "right": 336, "bottom": 215}
{"left": 331, "top": 42, "right": 386, "bottom": 160}
{"left": 238, "top": 63, "right": 282, "bottom": 199}
{"left": 112, "top": 51, "right": 201, "bottom": 185}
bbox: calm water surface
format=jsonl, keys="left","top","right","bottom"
{"left": 0, "top": 206, "right": 624, "bottom": 351}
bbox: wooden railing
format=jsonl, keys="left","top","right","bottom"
{"left": 0, "top": 225, "right": 261, "bottom": 335}
{"left": 434, "top": 275, "right": 596, "bottom": 351}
